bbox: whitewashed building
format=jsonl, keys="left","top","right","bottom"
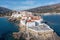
{"left": 11, "top": 12, "right": 22, "bottom": 18}
{"left": 20, "top": 16, "right": 43, "bottom": 27}
{"left": 20, "top": 11, "right": 33, "bottom": 16}
{"left": 26, "top": 20, "right": 35, "bottom": 27}
{"left": 11, "top": 11, "right": 33, "bottom": 18}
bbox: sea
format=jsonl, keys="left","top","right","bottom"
{"left": 0, "top": 15, "right": 60, "bottom": 40}
{"left": 42, "top": 15, "right": 60, "bottom": 36}
{"left": 0, "top": 17, "right": 19, "bottom": 40}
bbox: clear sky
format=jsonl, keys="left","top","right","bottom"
{"left": 0, "top": 0, "right": 60, "bottom": 10}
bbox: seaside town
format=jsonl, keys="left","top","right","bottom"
{"left": 0, "top": 0, "right": 60, "bottom": 40}
{"left": 8, "top": 11, "right": 56, "bottom": 40}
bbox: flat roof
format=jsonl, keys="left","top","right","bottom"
{"left": 28, "top": 23, "right": 53, "bottom": 32}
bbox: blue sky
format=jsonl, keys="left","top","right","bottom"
{"left": 0, "top": 0, "right": 60, "bottom": 10}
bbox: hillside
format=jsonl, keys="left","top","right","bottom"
{"left": 0, "top": 7, "right": 12, "bottom": 16}
{"left": 26, "top": 3, "right": 60, "bottom": 13}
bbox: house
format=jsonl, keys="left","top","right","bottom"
{"left": 27, "top": 16, "right": 43, "bottom": 26}
{"left": 21, "top": 16, "right": 27, "bottom": 20}
{"left": 26, "top": 20, "right": 35, "bottom": 27}
{"left": 31, "top": 16, "right": 43, "bottom": 24}
{"left": 20, "top": 11, "right": 33, "bottom": 16}
{"left": 11, "top": 11, "right": 33, "bottom": 18}
{"left": 20, "top": 16, "right": 43, "bottom": 27}
{"left": 20, "top": 19, "right": 26, "bottom": 26}
{"left": 11, "top": 12, "right": 22, "bottom": 18}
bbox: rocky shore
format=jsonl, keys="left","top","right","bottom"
{"left": 12, "top": 30, "right": 60, "bottom": 40}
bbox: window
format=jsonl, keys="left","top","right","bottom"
{"left": 35, "top": 22, "right": 39, "bottom": 26}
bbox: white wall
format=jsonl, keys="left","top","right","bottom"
{"left": 26, "top": 22, "right": 35, "bottom": 27}
{"left": 20, "top": 20, "right": 26, "bottom": 25}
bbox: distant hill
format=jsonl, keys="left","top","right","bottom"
{"left": 1, "top": 3, "right": 60, "bottom": 16}
{"left": 0, "top": 7, "right": 12, "bottom": 16}
{"left": 26, "top": 3, "right": 60, "bottom": 13}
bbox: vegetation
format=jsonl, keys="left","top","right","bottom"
{"left": 0, "top": 7, "right": 13, "bottom": 16}
{"left": 26, "top": 3, "right": 60, "bottom": 13}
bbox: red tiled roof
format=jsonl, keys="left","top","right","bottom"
{"left": 31, "top": 16, "right": 41, "bottom": 20}
{"left": 27, "top": 20, "right": 34, "bottom": 22}
{"left": 21, "top": 16, "right": 41, "bottom": 20}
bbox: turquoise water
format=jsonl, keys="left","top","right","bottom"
{"left": 42, "top": 15, "right": 60, "bottom": 36}
{"left": 0, "top": 17, "right": 19, "bottom": 40}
